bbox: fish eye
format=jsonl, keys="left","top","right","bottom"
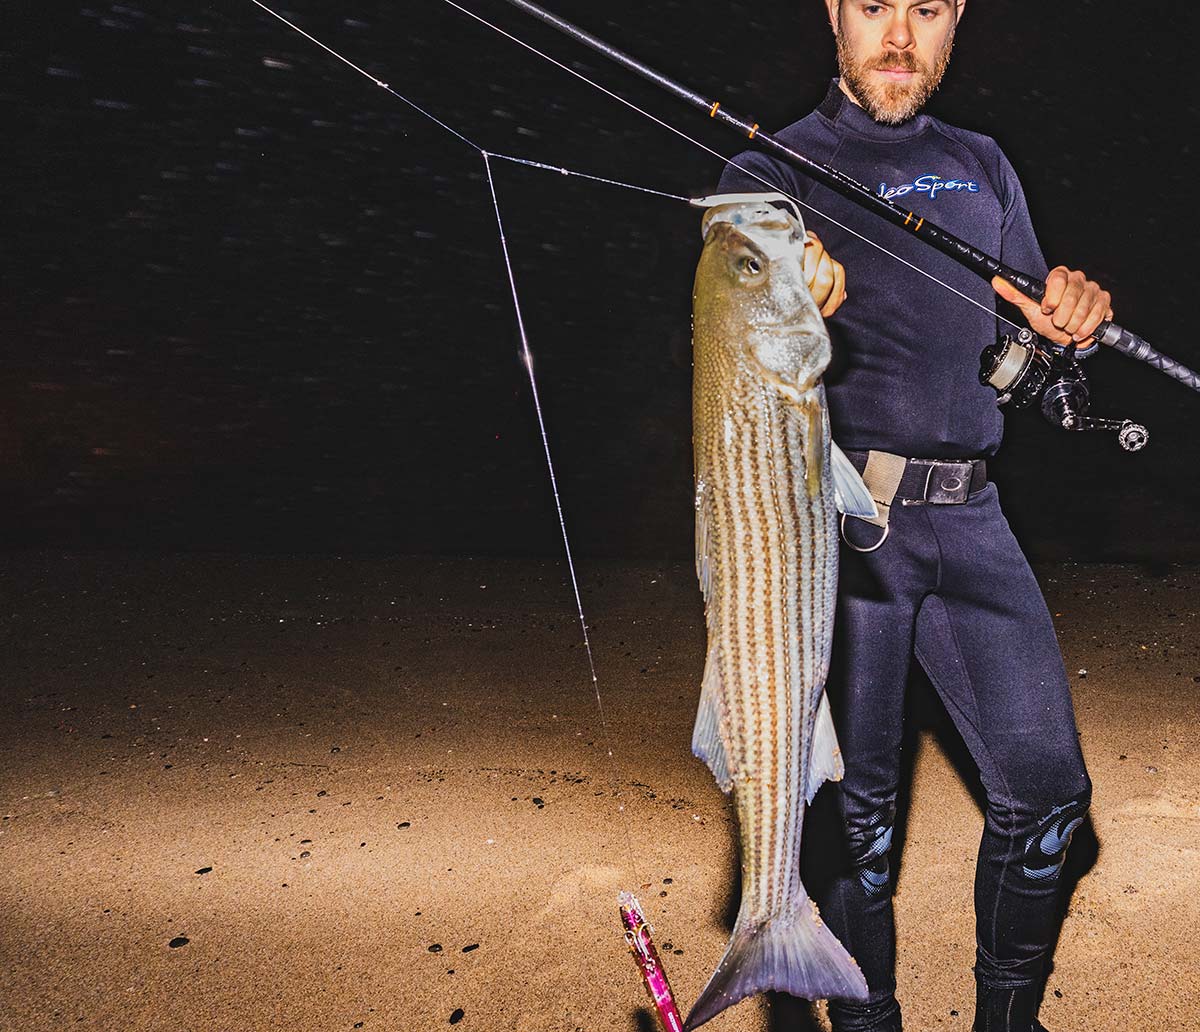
{"left": 740, "top": 256, "right": 763, "bottom": 275}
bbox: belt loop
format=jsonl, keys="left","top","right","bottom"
{"left": 841, "top": 450, "right": 905, "bottom": 553}
{"left": 860, "top": 451, "right": 906, "bottom": 530}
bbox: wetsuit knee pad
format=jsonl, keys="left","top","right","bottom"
{"left": 847, "top": 803, "right": 897, "bottom": 896}
{"left": 1021, "top": 788, "right": 1091, "bottom": 882}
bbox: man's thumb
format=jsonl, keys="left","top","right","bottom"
{"left": 991, "top": 275, "right": 1037, "bottom": 313}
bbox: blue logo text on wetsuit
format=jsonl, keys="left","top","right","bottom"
{"left": 878, "top": 173, "right": 980, "bottom": 201}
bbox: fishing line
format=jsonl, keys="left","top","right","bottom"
{"left": 247, "top": 0, "right": 656, "bottom": 887}
{"left": 249, "top": 0, "right": 481, "bottom": 149}
{"left": 253, "top": 0, "right": 1018, "bottom": 330}
{"left": 483, "top": 152, "right": 643, "bottom": 886}
{"left": 248, "top": 0, "right": 687, "bottom": 204}
{"left": 436, "top": 0, "right": 1025, "bottom": 333}
{"left": 490, "top": 153, "right": 691, "bottom": 202}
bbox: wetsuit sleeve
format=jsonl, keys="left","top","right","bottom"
{"left": 997, "top": 150, "right": 1105, "bottom": 354}
{"left": 716, "top": 148, "right": 802, "bottom": 197}
{"left": 996, "top": 149, "right": 1050, "bottom": 284}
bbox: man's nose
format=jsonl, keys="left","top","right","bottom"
{"left": 883, "top": 12, "right": 916, "bottom": 49}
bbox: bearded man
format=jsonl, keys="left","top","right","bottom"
{"left": 716, "top": 3, "right": 1108, "bottom": 1031}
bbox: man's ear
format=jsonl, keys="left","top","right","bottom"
{"left": 824, "top": 0, "right": 839, "bottom": 34}
{"left": 955, "top": 0, "right": 967, "bottom": 24}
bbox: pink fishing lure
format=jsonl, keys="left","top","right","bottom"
{"left": 619, "top": 892, "right": 684, "bottom": 1032}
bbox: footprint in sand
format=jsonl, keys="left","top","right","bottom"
{"left": 1111, "top": 793, "right": 1200, "bottom": 823}
{"left": 539, "top": 865, "right": 626, "bottom": 920}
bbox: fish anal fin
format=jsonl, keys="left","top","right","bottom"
{"left": 691, "top": 652, "right": 732, "bottom": 794}
{"left": 683, "top": 897, "right": 869, "bottom": 1030}
{"left": 806, "top": 691, "right": 845, "bottom": 803}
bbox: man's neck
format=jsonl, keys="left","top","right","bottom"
{"left": 837, "top": 78, "right": 864, "bottom": 109}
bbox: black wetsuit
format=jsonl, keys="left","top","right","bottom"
{"left": 719, "top": 82, "right": 1091, "bottom": 1031}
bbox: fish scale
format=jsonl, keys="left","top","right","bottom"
{"left": 686, "top": 199, "right": 869, "bottom": 1029}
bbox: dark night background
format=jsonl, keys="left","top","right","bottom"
{"left": 4, "top": 0, "right": 1198, "bottom": 561}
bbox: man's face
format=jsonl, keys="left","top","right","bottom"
{"left": 827, "top": 0, "right": 963, "bottom": 125}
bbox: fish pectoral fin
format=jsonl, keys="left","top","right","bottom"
{"left": 684, "top": 900, "right": 869, "bottom": 1030}
{"left": 831, "top": 441, "right": 878, "bottom": 519}
{"left": 754, "top": 372, "right": 827, "bottom": 498}
{"left": 691, "top": 652, "right": 733, "bottom": 794}
{"left": 806, "top": 691, "right": 845, "bottom": 803}
{"left": 756, "top": 370, "right": 806, "bottom": 407}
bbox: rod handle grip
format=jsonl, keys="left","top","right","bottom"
{"left": 994, "top": 269, "right": 1046, "bottom": 304}
{"left": 1095, "top": 321, "right": 1200, "bottom": 393}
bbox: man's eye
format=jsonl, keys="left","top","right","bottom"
{"left": 914, "top": 6, "right": 941, "bottom": 17}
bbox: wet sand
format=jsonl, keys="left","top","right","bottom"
{"left": 2, "top": 554, "right": 1197, "bottom": 1031}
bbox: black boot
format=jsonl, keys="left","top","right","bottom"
{"left": 828, "top": 994, "right": 903, "bottom": 1032}
{"left": 972, "top": 983, "right": 1048, "bottom": 1032}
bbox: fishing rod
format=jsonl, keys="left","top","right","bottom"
{"left": 495, "top": 0, "right": 1200, "bottom": 395}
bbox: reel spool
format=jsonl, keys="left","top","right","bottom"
{"left": 980, "top": 329, "right": 1149, "bottom": 452}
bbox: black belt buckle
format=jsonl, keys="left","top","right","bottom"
{"left": 919, "top": 459, "right": 975, "bottom": 504}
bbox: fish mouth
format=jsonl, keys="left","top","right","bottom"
{"left": 703, "top": 209, "right": 804, "bottom": 260}
{"left": 702, "top": 204, "right": 798, "bottom": 242}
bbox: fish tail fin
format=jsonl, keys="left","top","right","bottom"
{"left": 683, "top": 898, "right": 868, "bottom": 1031}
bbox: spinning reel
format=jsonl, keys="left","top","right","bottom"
{"left": 979, "top": 328, "right": 1149, "bottom": 452}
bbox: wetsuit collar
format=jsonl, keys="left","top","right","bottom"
{"left": 817, "top": 79, "right": 932, "bottom": 141}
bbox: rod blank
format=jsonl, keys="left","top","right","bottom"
{"left": 498, "top": 0, "right": 1199, "bottom": 393}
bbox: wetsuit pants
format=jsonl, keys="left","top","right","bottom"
{"left": 823, "top": 483, "right": 1092, "bottom": 1031}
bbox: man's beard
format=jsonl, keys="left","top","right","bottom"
{"left": 836, "top": 29, "right": 955, "bottom": 125}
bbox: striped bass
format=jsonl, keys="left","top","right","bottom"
{"left": 686, "top": 196, "right": 874, "bottom": 1029}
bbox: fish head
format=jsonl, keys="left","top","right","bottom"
{"left": 695, "top": 199, "right": 832, "bottom": 391}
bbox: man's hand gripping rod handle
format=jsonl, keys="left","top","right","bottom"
{"left": 498, "top": 0, "right": 1200, "bottom": 394}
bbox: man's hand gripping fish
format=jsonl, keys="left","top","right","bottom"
{"left": 686, "top": 196, "right": 876, "bottom": 1029}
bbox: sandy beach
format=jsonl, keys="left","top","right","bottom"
{"left": 2, "top": 554, "right": 1197, "bottom": 1031}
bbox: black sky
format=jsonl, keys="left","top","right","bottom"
{"left": 4, "top": 0, "right": 1198, "bottom": 560}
